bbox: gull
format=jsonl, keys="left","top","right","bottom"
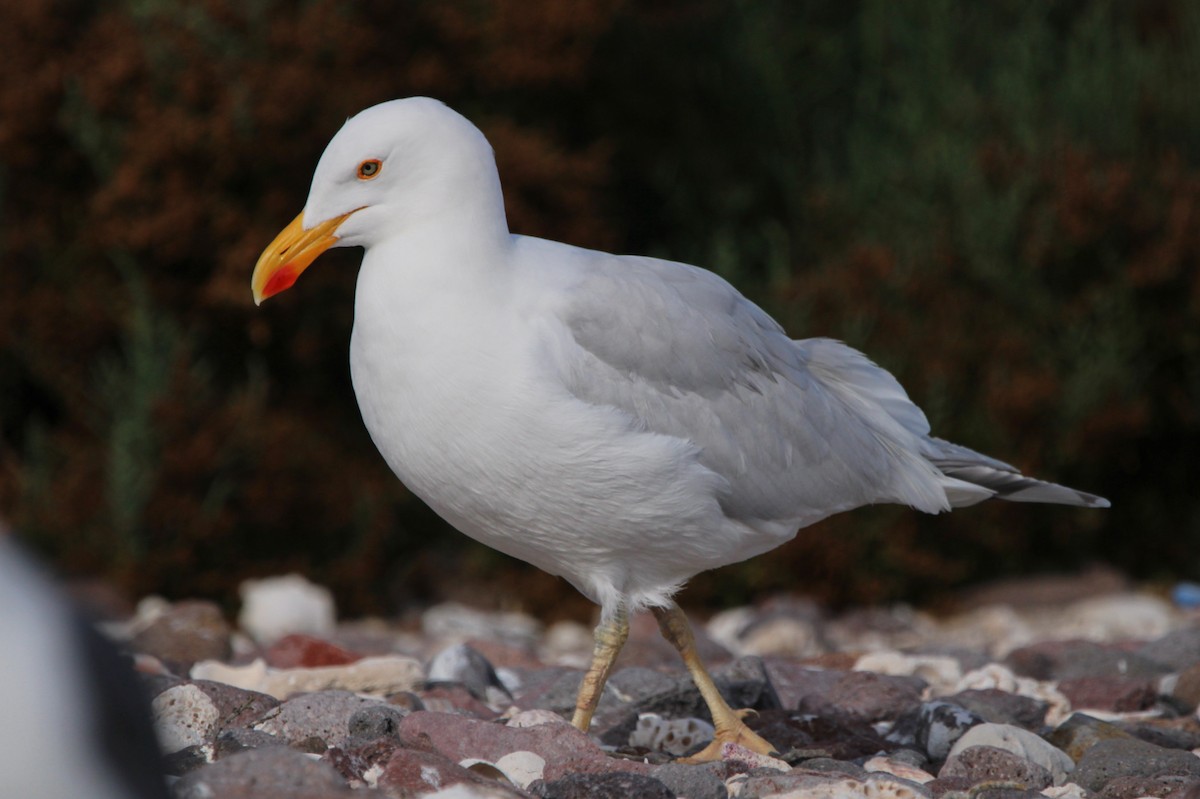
{"left": 251, "top": 97, "right": 1108, "bottom": 760}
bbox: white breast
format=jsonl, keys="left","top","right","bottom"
{"left": 347, "top": 237, "right": 789, "bottom": 608}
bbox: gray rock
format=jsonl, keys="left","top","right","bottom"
{"left": 396, "top": 710, "right": 653, "bottom": 781}
{"left": 747, "top": 708, "right": 893, "bottom": 761}
{"left": 801, "top": 757, "right": 869, "bottom": 778}
{"left": 253, "top": 690, "right": 387, "bottom": 750}
{"left": 1073, "top": 738, "right": 1200, "bottom": 793}
{"left": 345, "top": 704, "right": 409, "bottom": 747}
{"left": 191, "top": 679, "right": 279, "bottom": 731}
{"left": 947, "top": 723, "right": 1074, "bottom": 785}
{"left": 1122, "top": 720, "right": 1200, "bottom": 753}
{"left": 761, "top": 660, "right": 847, "bottom": 710}
{"left": 1098, "top": 774, "right": 1200, "bottom": 798}
{"left": 172, "top": 747, "right": 354, "bottom": 799}
{"left": 213, "top": 728, "right": 287, "bottom": 759}
{"left": 427, "top": 642, "right": 512, "bottom": 701}
{"left": 1005, "top": 640, "right": 1169, "bottom": 681}
{"left": 710, "top": 656, "right": 783, "bottom": 711}
{"left": 889, "top": 700, "right": 986, "bottom": 761}
{"left": 1046, "top": 713, "right": 1137, "bottom": 762}
{"left": 650, "top": 762, "right": 727, "bottom": 799}
{"left": 1140, "top": 629, "right": 1200, "bottom": 672}
{"left": 609, "top": 666, "right": 679, "bottom": 704}
{"left": 530, "top": 771, "right": 675, "bottom": 798}
{"left": 939, "top": 744, "right": 1054, "bottom": 790}
{"left": 946, "top": 688, "right": 1048, "bottom": 729}
{"left": 814, "top": 670, "right": 926, "bottom": 722}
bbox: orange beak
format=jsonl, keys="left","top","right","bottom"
{"left": 251, "top": 209, "right": 356, "bottom": 305}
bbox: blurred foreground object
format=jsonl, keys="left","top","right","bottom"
{"left": 0, "top": 529, "right": 167, "bottom": 798}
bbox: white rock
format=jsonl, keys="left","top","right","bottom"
{"left": 947, "top": 723, "right": 1074, "bottom": 785}
{"left": 189, "top": 658, "right": 269, "bottom": 691}
{"left": 151, "top": 684, "right": 219, "bottom": 754}
{"left": 421, "top": 602, "right": 541, "bottom": 648}
{"left": 237, "top": 574, "right": 336, "bottom": 644}
{"left": 459, "top": 751, "right": 546, "bottom": 789}
{"left": 1042, "top": 784, "right": 1089, "bottom": 799}
{"left": 727, "top": 772, "right": 929, "bottom": 799}
{"left": 932, "top": 604, "right": 1035, "bottom": 658}
{"left": 628, "top": 712, "right": 714, "bottom": 756}
{"left": 864, "top": 755, "right": 936, "bottom": 784}
{"left": 538, "top": 619, "right": 594, "bottom": 668}
{"left": 705, "top": 607, "right": 758, "bottom": 655}
{"left": 190, "top": 654, "right": 423, "bottom": 699}
{"left": 854, "top": 651, "right": 962, "bottom": 695}
{"left": 422, "top": 785, "right": 518, "bottom": 799}
{"left": 1059, "top": 593, "right": 1177, "bottom": 642}
{"left": 738, "top": 616, "right": 824, "bottom": 658}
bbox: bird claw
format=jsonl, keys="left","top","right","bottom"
{"left": 677, "top": 715, "right": 779, "bottom": 763}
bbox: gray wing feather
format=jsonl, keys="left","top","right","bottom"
{"left": 926, "top": 438, "right": 1111, "bottom": 508}
{"left": 558, "top": 253, "right": 951, "bottom": 524}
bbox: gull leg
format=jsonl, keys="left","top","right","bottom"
{"left": 651, "top": 602, "right": 778, "bottom": 762}
{"left": 571, "top": 604, "right": 629, "bottom": 732}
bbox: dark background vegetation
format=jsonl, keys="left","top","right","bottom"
{"left": 1, "top": 0, "right": 1196, "bottom": 620}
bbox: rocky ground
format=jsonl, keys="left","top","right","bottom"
{"left": 111, "top": 571, "right": 1200, "bottom": 798}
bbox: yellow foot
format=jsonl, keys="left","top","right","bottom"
{"left": 677, "top": 717, "right": 779, "bottom": 763}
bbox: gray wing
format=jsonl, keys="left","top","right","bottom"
{"left": 556, "top": 252, "right": 953, "bottom": 525}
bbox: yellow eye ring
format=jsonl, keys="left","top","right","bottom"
{"left": 357, "top": 159, "right": 382, "bottom": 180}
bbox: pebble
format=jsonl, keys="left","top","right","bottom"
{"left": 729, "top": 769, "right": 931, "bottom": 798}
{"left": 651, "top": 762, "right": 729, "bottom": 799}
{"left": 190, "top": 653, "right": 423, "bottom": 699}
{"left": 530, "top": 771, "right": 676, "bottom": 798}
{"left": 238, "top": 574, "right": 337, "bottom": 645}
{"left": 888, "top": 700, "right": 985, "bottom": 761}
{"left": 629, "top": 712, "right": 715, "bottom": 755}
{"left": 946, "top": 723, "right": 1075, "bottom": 785}
{"left": 172, "top": 746, "right": 355, "bottom": 799}
{"left": 853, "top": 651, "right": 963, "bottom": 695}
{"left": 375, "top": 748, "right": 527, "bottom": 798}
{"left": 33, "top": 577, "right": 1200, "bottom": 797}
{"left": 1045, "top": 713, "right": 1137, "bottom": 762}
{"left": 253, "top": 690, "right": 391, "bottom": 750}
{"left": 150, "top": 683, "right": 219, "bottom": 754}
{"left": 428, "top": 642, "right": 513, "bottom": 704}
{"left": 1071, "top": 738, "right": 1200, "bottom": 793}
{"left": 130, "top": 599, "right": 232, "bottom": 667}
{"left": 939, "top": 744, "right": 1054, "bottom": 789}
{"left": 263, "top": 633, "right": 361, "bottom": 668}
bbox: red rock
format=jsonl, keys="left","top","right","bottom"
{"left": 396, "top": 711, "right": 652, "bottom": 780}
{"left": 1058, "top": 676, "right": 1158, "bottom": 713}
{"left": 377, "top": 748, "right": 526, "bottom": 797}
{"left": 264, "top": 634, "right": 362, "bottom": 668}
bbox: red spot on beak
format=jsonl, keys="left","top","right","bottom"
{"left": 262, "top": 262, "right": 301, "bottom": 300}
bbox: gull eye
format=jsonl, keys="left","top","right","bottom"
{"left": 356, "top": 159, "right": 382, "bottom": 180}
